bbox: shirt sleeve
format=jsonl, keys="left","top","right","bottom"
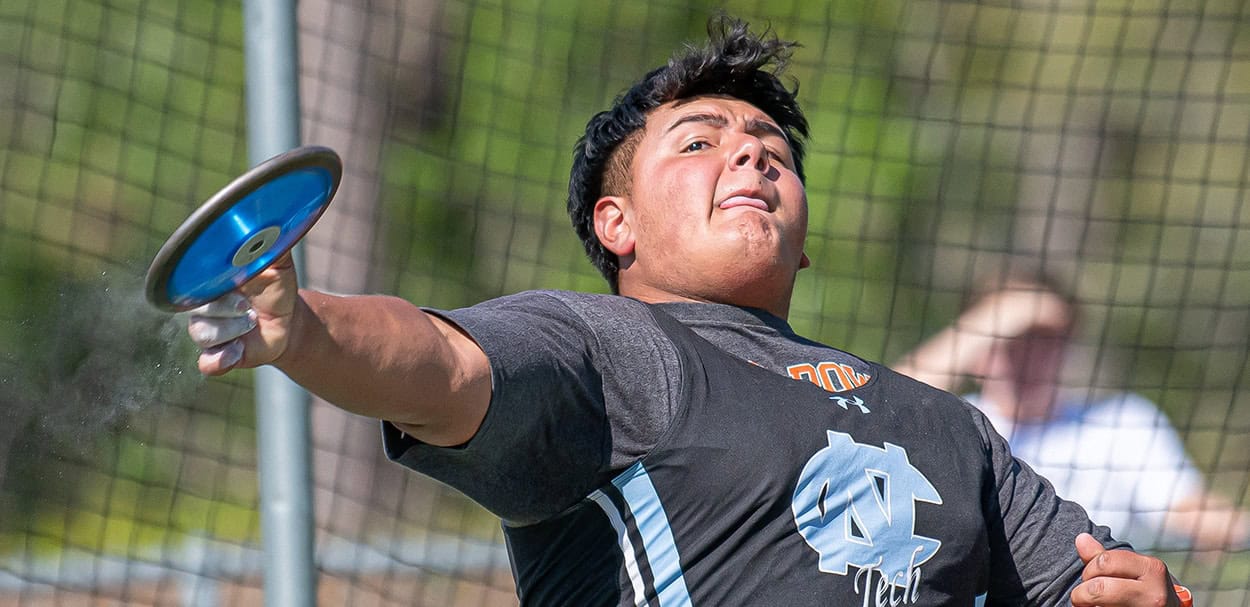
{"left": 380, "top": 291, "right": 683, "bottom": 526}
{"left": 973, "top": 406, "right": 1130, "bottom": 606}
{"left": 381, "top": 291, "right": 614, "bottom": 525}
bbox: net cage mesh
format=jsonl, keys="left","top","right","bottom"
{"left": 1, "top": 0, "right": 1248, "bottom": 604}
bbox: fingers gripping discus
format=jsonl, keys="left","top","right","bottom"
{"left": 145, "top": 146, "right": 341, "bottom": 312}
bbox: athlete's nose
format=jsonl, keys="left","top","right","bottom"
{"left": 729, "top": 136, "right": 768, "bottom": 173}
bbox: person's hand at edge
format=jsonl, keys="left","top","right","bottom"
{"left": 1071, "top": 532, "right": 1183, "bottom": 607}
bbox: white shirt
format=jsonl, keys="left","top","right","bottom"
{"left": 966, "top": 392, "right": 1201, "bottom": 551}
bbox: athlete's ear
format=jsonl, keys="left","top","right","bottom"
{"left": 594, "top": 195, "right": 635, "bottom": 257}
{"left": 799, "top": 251, "right": 811, "bottom": 269}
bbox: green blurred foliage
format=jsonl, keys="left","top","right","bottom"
{"left": 0, "top": 0, "right": 256, "bottom": 555}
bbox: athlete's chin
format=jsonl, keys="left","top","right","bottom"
{"left": 723, "top": 214, "right": 780, "bottom": 240}
{"left": 717, "top": 221, "right": 804, "bottom": 261}
{"left": 724, "top": 249, "right": 803, "bottom": 283}
{"left": 706, "top": 268, "right": 795, "bottom": 310}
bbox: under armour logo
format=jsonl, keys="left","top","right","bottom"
{"left": 830, "top": 395, "right": 870, "bottom": 414}
{"left": 792, "top": 431, "right": 942, "bottom": 601}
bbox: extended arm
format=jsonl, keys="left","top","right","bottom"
{"left": 188, "top": 254, "right": 491, "bottom": 447}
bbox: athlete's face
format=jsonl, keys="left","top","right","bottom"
{"left": 593, "top": 96, "right": 810, "bottom": 318}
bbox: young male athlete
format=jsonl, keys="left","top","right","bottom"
{"left": 189, "top": 16, "right": 1187, "bottom": 606}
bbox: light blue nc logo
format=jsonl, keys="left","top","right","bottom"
{"left": 792, "top": 430, "right": 942, "bottom": 587}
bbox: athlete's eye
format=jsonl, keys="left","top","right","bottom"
{"left": 766, "top": 148, "right": 795, "bottom": 171}
{"left": 682, "top": 140, "right": 710, "bottom": 153}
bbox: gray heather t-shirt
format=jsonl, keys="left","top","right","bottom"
{"left": 381, "top": 290, "right": 1121, "bottom": 604}
{"left": 383, "top": 290, "right": 872, "bottom": 523}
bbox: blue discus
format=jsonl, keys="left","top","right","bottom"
{"left": 145, "top": 146, "right": 342, "bottom": 312}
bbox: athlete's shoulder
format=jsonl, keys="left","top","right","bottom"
{"left": 485, "top": 289, "right": 643, "bottom": 311}
{"left": 459, "top": 289, "right": 645, "bottom": 319}
{"left": 468, "top": 290, "right": 674, "bottom": 358}
{"left": 873, "top": 364, "right": 968, "bottom": 403}
{"left": 873, "top": 366, "right": 1001, "bottom": 439}
{"left": 519, "top": 290, "right": 660, "bottom": 326}
{"left": 522, "top": 288, "right": 646, "bottom": 307}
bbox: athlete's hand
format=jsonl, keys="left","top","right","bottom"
{"left": 187, "top": 252, "right": 299, "bottom": 375}
{"left": 1070, "top": 533, "right": 1181, "bottom": 607}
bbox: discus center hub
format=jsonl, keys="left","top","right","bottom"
{"left": 232, "top": 226, "right": 283, "bottom": 267}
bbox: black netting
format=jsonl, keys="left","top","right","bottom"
{"left": 2, "top": 0, "right": 1248, "bottom": 604}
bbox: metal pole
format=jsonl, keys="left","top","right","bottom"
{"left": 241, "top": 1, "right": 315, "bottom": 606}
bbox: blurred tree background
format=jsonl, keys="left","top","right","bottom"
{"left": 1, "top": 0, "right": 1248, "bottom": 604}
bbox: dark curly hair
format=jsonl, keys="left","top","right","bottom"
{"left": 567, "top": 14, "right": 810, "bottom": 292}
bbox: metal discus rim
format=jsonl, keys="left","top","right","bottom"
{"left": 144, "top": 145, "right": 342, "bottom": 312}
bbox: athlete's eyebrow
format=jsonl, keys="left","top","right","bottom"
{"left": 663, "top": 112, "right": 788, "bottom": 143}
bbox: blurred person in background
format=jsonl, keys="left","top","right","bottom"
{"left": 894, "top": 270, "right": 1250, "bottom": 555}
